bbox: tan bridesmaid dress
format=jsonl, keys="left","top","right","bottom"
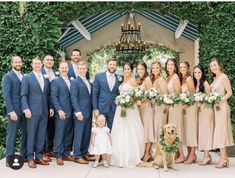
{"left": 181, "top": 83, "right": 198, "bottom": 147}
{"left": 167, "top": 79, "right": 185, "bottom": 142}
{"left": 211, "top": 74, "right": 234, "bottom": 149}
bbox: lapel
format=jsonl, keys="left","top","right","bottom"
{"left": 59, "top": 76, "right": 70, "bottom": 92}
{"left": 69, "top": 64, "right": 76, "bottom": 78}
{"left": 77, "top": 75, "right": 90, "bottom": 95}
{"left": 104, "top": 72, "right": 111, "bottom": 92}
{"left": 10, "top": 70, "right": 21, "bottom": 82}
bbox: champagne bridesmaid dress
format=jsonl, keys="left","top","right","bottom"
{"left": 211, "top": 74, "right": 234, "bottom": 149}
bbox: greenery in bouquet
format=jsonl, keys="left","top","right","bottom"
{"left": 129, "top": 88, "right": 145, "bottom": 106}
{"left": 180, "top": 92, "right": 195, "bottom": 115}
{"left": 115, "top": 93, "right": 134, "bottom": 117}
{"left": 204, "top": 92, "right": 221, "bottom": 111}
{"left": 194, "top": 92, "right": 205, "bottom": 112}
{"left": 144, "top": 88, "right": 160, "bottom": 107}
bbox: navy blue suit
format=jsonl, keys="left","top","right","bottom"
{"left": 92, "top": 72, "right": 120, "bottom": 130}
{"left": 50, "top": 76, "right": 73, "bottom": 158}
{"left": 68, "top": 64, "right": 89, "bottom": 80}
{"left": 21, "top": 71, "right": 51, "bottom": 160}
{"left": 70, "top": 76, "right": 92, "bottom": 159}
{"left": 2, "top": 70, "right": 27, "bottom": 161}
{"left": 41, "top": 67, "right": 56, "bottom": 153}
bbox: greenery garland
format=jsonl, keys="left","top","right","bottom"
{"left": 159, "top": 130, "right": 180, "bottom": 154}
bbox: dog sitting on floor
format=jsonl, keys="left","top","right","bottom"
{"left": 138, "top": 123, "right": 179, "bottom": 171}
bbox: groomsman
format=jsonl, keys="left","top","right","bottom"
{"left": 21, "top": 57, "right": 53, "bottom": 168}
{"left": 50, "top": 62, "right": 74, "bottom": 165}
{"left": 68, "top": 49, "right": 89, "bottom": 79}
{"left": 92, "top": 58, "right": 120, "bottom": 130}
{"left": 71, "top": 61, "right": 93, "bottom": 164}
{"left": 2, "top": 56, "right": 27, "bottom": 167}
{"left": 41, "top": 55, "right": 56, "bottom": 159}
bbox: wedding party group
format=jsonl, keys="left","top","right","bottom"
{"left": 2, "top": 48, "right": 234, "bottom": 170}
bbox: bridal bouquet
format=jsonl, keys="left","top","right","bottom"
{"left": 129, "top": 88, "right": 145, "bottom": 105}
{"left": 179, "top": 92, "right": 195, "bottom": 115}
{"left": 204, "top": 92, "right": 221, "bottom": 111}
{"left": 194, "top": 92, "right": 205, "bottom": 112}
{"left": 115, "top": 93, "right": 134, "bottom": 117}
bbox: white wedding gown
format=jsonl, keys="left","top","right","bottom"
{"left": 110, "top": 83, "right": 145, "bottom": 167}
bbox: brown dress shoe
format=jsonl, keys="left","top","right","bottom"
{"left": 43, "top": 155, "right": 52, "bottom": 162}
{"left": 45, "top": 151, "right": 55, "bottom": 158}
{"left": 56, "top": 158, "right": 64, "bottom": 166}
{"left": 74, "top": 158, "right": 89, "bottom": 164}
{"left": 28, "top": 160, "right": 37, "bottom": 168}
{"left": 35, "top": 159, "right": 49, "bottom": 165}
{"left": 63, "top": 156, "right": 75, "bottom": 161}
{"left": 83, "top": 155, "right": 95, "bottom": 162}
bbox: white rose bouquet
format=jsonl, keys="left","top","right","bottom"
{"left": 180, "top": 92, "right": 195, "bottom": 115}
{"left": 161, "top": 94, "right": 175, "bottom": 114}
{"left": 144, "top": 88, "right": 159, "bottom": 108}
{"left": 204, "top": 92, "right": 221, "bottom": 111}
{"left": 115, "top": 93, "right": 134, "bottom": 117}
{"left": 129, "top": 88, "right": 145, "bottom": 105}
{"left": 194, "top": 92, "right": 205, "bottom": 112}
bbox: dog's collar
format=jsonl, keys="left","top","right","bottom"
{"left": 159, "top": 131, "right": 180, "bottom": 154}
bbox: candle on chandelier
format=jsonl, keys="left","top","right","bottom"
{"left": 138, "top": 22, "right": 141, "bottom": 30}
{"left": 128, "top": 21, "right": 131, "bottom": 30}
{"left": 121, "top": 24, "right": 124, "bottom": 31}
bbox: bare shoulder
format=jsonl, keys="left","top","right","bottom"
{"left": 130, "top": 78, "right": 138, "bottom": 87}
{"left": 158, "top": 76, "right": 166, "bottom": 82}
{"left": 172, "top": 73, "right": 179, "bottom": 80}
{"left": 186, "top": 76, "right": 193, "bottom": 82}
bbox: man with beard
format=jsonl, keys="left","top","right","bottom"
{"left": 68, "top": 49, "right": 89, "bottom": 79}
{"left": 21, "top": 57, "right": 53, "bottom": 168}
{"left": 2, "top": 56, "right": 27, "bottom": 167}
{"left": 92, "top": 58, "right": 121, "bottom": 130}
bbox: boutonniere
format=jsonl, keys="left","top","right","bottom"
{"left": 117, "top": 75, "right": 123, "bottom": 82}
{"left": 70, "top": 77, "right": 74, "bottom": 81}
{"left": 55, "top": 71, "right": 60, "bottom": 76}
{"left": 43, "top": 74, "right": 49, "bottom": 79}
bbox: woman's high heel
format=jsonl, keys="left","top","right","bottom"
{"left": 184, "top": 156, "right": 197, "bottom": 164}
{"left": 215, "top": 159, "right": 229, "bottom": 169}
{"left": 198, "top": 155, "right": 212, "bottom": 166}
{"left": 142, "top": 154, "right": 152, "bottom": 162}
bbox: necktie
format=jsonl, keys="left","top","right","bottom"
{"left": 64, "top": 78, "right": 70, "bottom": 90}
{"left": 108, "top": 74, "right": 115, "bottom": 91}
{"left": 37, "top": 74, "right": 44, "bottom": 91}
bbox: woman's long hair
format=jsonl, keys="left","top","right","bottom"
{"left": 209, "top": 58, "right": 225, "bottom": 82}
{"left": 179, "top": 61, "right": 191, "bottom": 85}
{"left": 136, "top": 61, "right": 148, "bottom": 85}
{"left": 150, "top": 61, "right": 162, "bottom": 84}
{"left": 193, "top": 65, "right": 207, "bottom": 93}
{"left": 165, "top": 58, "right": 179, "bottom": 77}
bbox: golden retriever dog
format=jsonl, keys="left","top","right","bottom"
{"left": 138, "top": 123, "right": 179, "bottom": 171}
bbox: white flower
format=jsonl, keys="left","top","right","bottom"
{"left": 117, "top": 75, "right": 123, "bottom": 82}
{"left": 70, "top": 77, "right": 74, "bottom": 80}
{"left": 43, "top": 74, "right": 49, "bottom": 79}
{"left": 55, "top": 71, "right": 60, "bottom": 76}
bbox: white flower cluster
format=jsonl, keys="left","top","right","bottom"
{"left": 145, "top": 88, "right": 159, "bottom": 100}
{"left": 194, "top": 92, "right": 205, "bottom": 102}
{"left": 115, "top": 93, "right": 133, "bottom": 107}
{"left": 162, "top": 95, "right": 174, "bottom": 105}
{"left": 180, "top": 92, "right": 190, "bottom": 103}
{"left": 129, "top": 88, "right": 145, "bottom": 100}
{"left": 204, "top": 92, "right": 220, "bottom": 104}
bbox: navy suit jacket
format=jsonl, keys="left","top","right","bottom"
{"left": 70, "top": 76, "right": 92, "bottom": 118}
{"left": 2, "top": 70, "right": 23, "bottom": 116}
{"left": 68, "top": 64, "right": 89, "bottom": 80}
{"left": 21, "top": 71, "right": 51, "bottom": 116}
{"left": 50, "top": 76, "right": 72, "bottom": 119}
{"left": 92, "top": 72, "right": 120, "bottom": 114}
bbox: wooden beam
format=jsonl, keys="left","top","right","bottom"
{"left": 71, "top": 20, "right": 91, "bottom": 40}
{"left": 175, "top": 20, "right": 188, "bottom": 39}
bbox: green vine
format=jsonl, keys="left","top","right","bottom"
{"left": 159, "top": 130, "right": 180, "bottom": 154}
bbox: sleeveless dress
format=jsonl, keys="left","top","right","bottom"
{"left": 211, "top": 74, "right": 234, "bottom": 149}
{"left": 110, "top": 83, "right": 145, "bottom": 167}
{"left": 181, "top": 83, "right": 198, "bottom": 147}
{"left": 197, "top": 88, "right": 214, "bottom": 151}
{"left": 138, "top": 82, "right": 148, "bottom": 123}
{"left": 167, "top": 78, "right": 185, "bottom": 142}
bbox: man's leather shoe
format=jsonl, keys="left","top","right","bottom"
{"left": 35, "top": 159, "right": 49, "bottom": 165}
{"left": 74, "top": 158, "right": 89, "bottom": 164}
{"left": 45, "top": 151, "right": 55, "bottom": 158}
{"left": 63, "top": 156, "right": 75, "bottom": 161}
{"left": 83, "top": 155, "right": 95, "bottom": 161}
{"left": 56, "top": 158, "right": 64, "bottom": 166}
{"left": 28, "top": 160, "right": 37, "bottom": 168}
{"left": 43, "top": 155, "right": 52, "bottom": 162}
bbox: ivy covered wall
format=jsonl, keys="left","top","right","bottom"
{"left": 0, "top": 2, "right": 234, "bottom": 158}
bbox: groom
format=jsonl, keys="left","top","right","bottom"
{"left": 92, "top": 58, "right": 120, "bottom": 130}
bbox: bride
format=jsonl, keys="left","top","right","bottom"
{"left": 110, "top": 62, "right": 145, "bottom": 167}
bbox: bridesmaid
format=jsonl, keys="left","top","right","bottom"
{"left": 179, "top": 61, "right": 197, "bottom": 164}
{"left": 165, "top": 58, "right": 185, "bottom": 163}
{"left": 193, "top": 65, "right": 214, "bottom": 165}
{"left": 136, "top": 62, "right": 149, "bottom": 121}
{"left": 209, "top": 58, "right": 234, "bottom": 168}
{"left": 141, "top": 61, "right": 168, "bottom": 162}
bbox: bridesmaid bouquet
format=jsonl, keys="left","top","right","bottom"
{"left": 161, "top": 94, "right": 175, "bottom": 114}
{"left": 194, "top": 92, "right": 205, "bottom": 112}
{"left": 129, "top": 88, "right": 145, "bottom": 105}
{"left": 180, "top": 92, "right": 195, "bottom": 115}
{"left": 144, "top": 88, "right": 160, "bottom": 108}
{"left": 204, "top": 92, "right": 221, "bottom": 111}
{"left": 115, "top": 93, "right": 134, "bottom": 117}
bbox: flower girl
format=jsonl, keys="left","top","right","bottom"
{"left": 89, "top": 115, "right": 112, "bottom": 168}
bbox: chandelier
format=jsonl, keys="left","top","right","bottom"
{"left": 116, "top": 11, "right": 146, "bottom": 53}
